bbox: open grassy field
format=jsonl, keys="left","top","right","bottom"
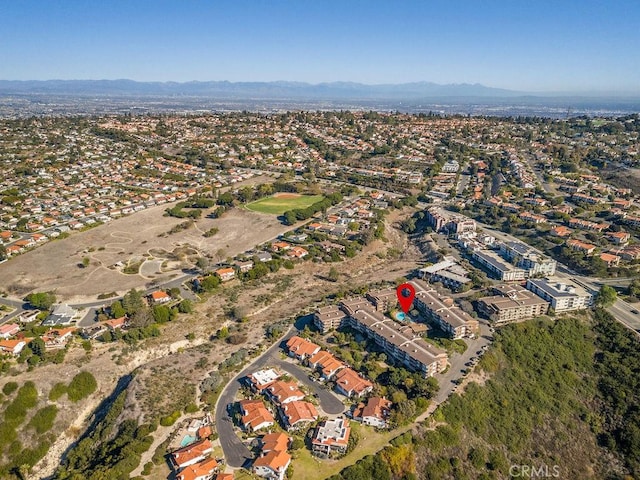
{"left": 292, "top": 423, "right": 399, "bottom": 480}
{"left": 245, "top": 193, "right": 325, "bottom": 215}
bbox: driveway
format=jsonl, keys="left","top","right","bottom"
{"left": 215, "top": 329, "right": 345, "bottom": 468}
{"left": 433, "top": 321, "right": 493, "bottom": 404}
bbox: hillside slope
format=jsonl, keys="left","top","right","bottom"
{"left": 333, "top": 312, "right": 638, "bottom": 480}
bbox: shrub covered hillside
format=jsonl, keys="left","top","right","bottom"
{"left": 332, "top": 312, "right": 640, "bottom": 480}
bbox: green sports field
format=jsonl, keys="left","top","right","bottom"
{"left": 245, "top": 194, "right": 325, "bottom": 215}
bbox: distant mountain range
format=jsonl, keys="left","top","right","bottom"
{"left": 0, "top": 79, "right": 525, "bottom": 99}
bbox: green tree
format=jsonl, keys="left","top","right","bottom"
{"left": 216, "top": 326, "right": 229, "bottom": 340}
{"left": 67, "top": 371, "right": 97, "bottom": 402}
{"left": 178, "top": 300, "right": 193, "bottom": 313}
{"left": 28, "top": 337, "right": 46, "bottom": 360}
{"left": 25, "top": 292, "right": 56, "bottom": 310}
{"left": 628, "top": 279, "right": 640, "bottom": 298}
{"left": 597, "top": 285, "right": 617, "bottom": 307}
{"left": 122, "top": 289, "right": 144, "bottom": 314}
{"left": 110, "top": 300, "right": 126, "bottom": 319}
{"left": 152, "top": 305, "right": 173, "bottom": 323}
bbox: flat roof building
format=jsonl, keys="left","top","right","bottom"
{"left": 499, "top": 241, "right": 557, "bottom": 277}
{"left": 410, "top": 280, "right": 479, "bottom": 338}
{"left": 312, "top": 418, "right": 351, "bottom": 458}
{"left": 313, "top": 305, "right": 347, "bottom": 333}
{"left": 477, "top": 284, "right": 550, "bottom": 325}
{"left": 349, "top": 308, "right": 447, "bottom": 377}
{"left": 472, "top": 250, "right": 526, "bottom": 282}
{"left": 525, "top": 278, "right": 593, "bottom": 312}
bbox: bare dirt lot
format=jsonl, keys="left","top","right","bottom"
{"left": 0, "top": 205, "right": 289, "bottom": 302}
{"left": 9, "top": 206, "right": 427, "bottom": 478}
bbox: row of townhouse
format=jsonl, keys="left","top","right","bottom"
{"left": 246, "top": 368, "right": 320, "bottom": 433}
{"left": 285, "top": 336, "right": 374, "bottom": 398}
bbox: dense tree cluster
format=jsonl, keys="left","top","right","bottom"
{"left": 282, "top": 192, "right": 343, "bottom": 225}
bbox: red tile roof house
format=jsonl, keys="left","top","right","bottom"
{"left": 0, "top": 339, "right": 27, "bottom": 355}
{"left": 308, "top": 350, "right": 346, "bottom": 380}
{"left": 253, "top": 433, "right": 291, "bottom": 480}
{"left": 312, "top": 417, "right": 351, "bottom": 458}
{"left": 239, "top": 399, "right": 275, "bottom": 432}
{"left": 280, "top": 400, "right": 319, "bottom": 431}
{"left": 215, "top": 267, "right": 236, "bottom": 282}
{"left": 271, "top": 241, "right": 291, "bottom": 252}
{"left": 6, "top": 245, "right": 22, "bottom": 256}
{"left": 149, "top": 290, "right": 171, "bottom": 304}
{"left": 265, "top": 381, "right": 305, "bottom": 405}
{"left": 352, "top": 397, "right": 393, "bottom": 428}
{"left": 600, "top": 253, "right": 621, "bottom": 267}
{"left": 171, "top": 438, "right": 214, "bottom": 470}
{"left": 0, "top": 323, "right": 20, "bottom": 339}
{"left": 608, "top": 231, "right": 631, "bottom": 245}
{"left": 287, "top": 246, "right": 308, "bottom": 259}
{"left": 334, "top": 368, "right": 374, "bottom": 398}
{"left": 285, "top": 336, "right": 321, "bottom": 361}
{"left": 566, "top": 239, "right": 596, "bottom": 255}
{"left": 41, "top": 327, "right": 76, "bottom": 349}
{"left": 103, "top": 316, "right": 128, "bottom": 330}
{"left": 247, "top": 369, "right": 281, "bottom": 393}
{"left": 213, "top": 473, "right": 234, "bottom": 480}
{"left": 261, "top": 432, "right": 291, "bottom": 453}
{"left": 177, "top": 457, "right": 219, "bottom": 480}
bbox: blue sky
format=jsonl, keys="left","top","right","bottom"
{"left": 1, "top": 0, "right": 639, "bottom": 93}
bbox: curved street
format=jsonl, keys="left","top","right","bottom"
{"left": 214, "top": 328, "right": 345, "bottom": 468}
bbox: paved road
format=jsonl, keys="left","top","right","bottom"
{"left": 215, "top": 333, "right": 290, "bottom": 469}
{"left": 435, "top": 322, "right": 493, "bottom": 403}
{"left": 215, "top": 328, "right": 345, "bottom": 468}
{"left": 607, "top": 299, "right": 640, "bottom": 332}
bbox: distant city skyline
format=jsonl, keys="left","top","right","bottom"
{"left": 1, "top": 0, "right": 639, "bottom": 94}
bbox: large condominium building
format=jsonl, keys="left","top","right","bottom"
{"left": 426, "top": 207, "right": 476, "bottom": 237}
{"left": 525, "top": 278, "right": 593, "bottom": 312}
{"left": 477, "top": 284, "right": 550, "bottom": 325}
{"left": 349, "top": 308, "right": 448, "bottom": 377}
{"left": 313, "top": 305, "right": 347, "bottom": 333}
{"left": 410, "top": 280, "right": 480, "bottom": 339}
{"left": 499, "top": 241, "right": 557, "bottom": 277}
{"left": 365, "top": 288, "right": 398, "bottom": 312}
{"left": 472, "top": 250, "right": 526, "bottom": 282}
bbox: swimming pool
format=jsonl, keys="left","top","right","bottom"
{"left": 180, "top": 434, "right": 198, "bottom": 447}
{"left": 395, "top": 312, "right": 406, "bottom": 321}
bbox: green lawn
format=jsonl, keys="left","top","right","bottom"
{"left": 292, "top": 423, "right": 401, "bottom": 480}
{"left": 245, "top": 194, "right": 325, "bottom": 215}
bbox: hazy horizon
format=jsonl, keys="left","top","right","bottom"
{"left": 1, "top": 1, "right": 639, "bottom": 94}
{"left": 1, "top": 78, "right": 640, "bottom": 98}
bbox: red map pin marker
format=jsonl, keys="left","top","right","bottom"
{"left": 396, "top": 283, "right": 416, "bottom": 314}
